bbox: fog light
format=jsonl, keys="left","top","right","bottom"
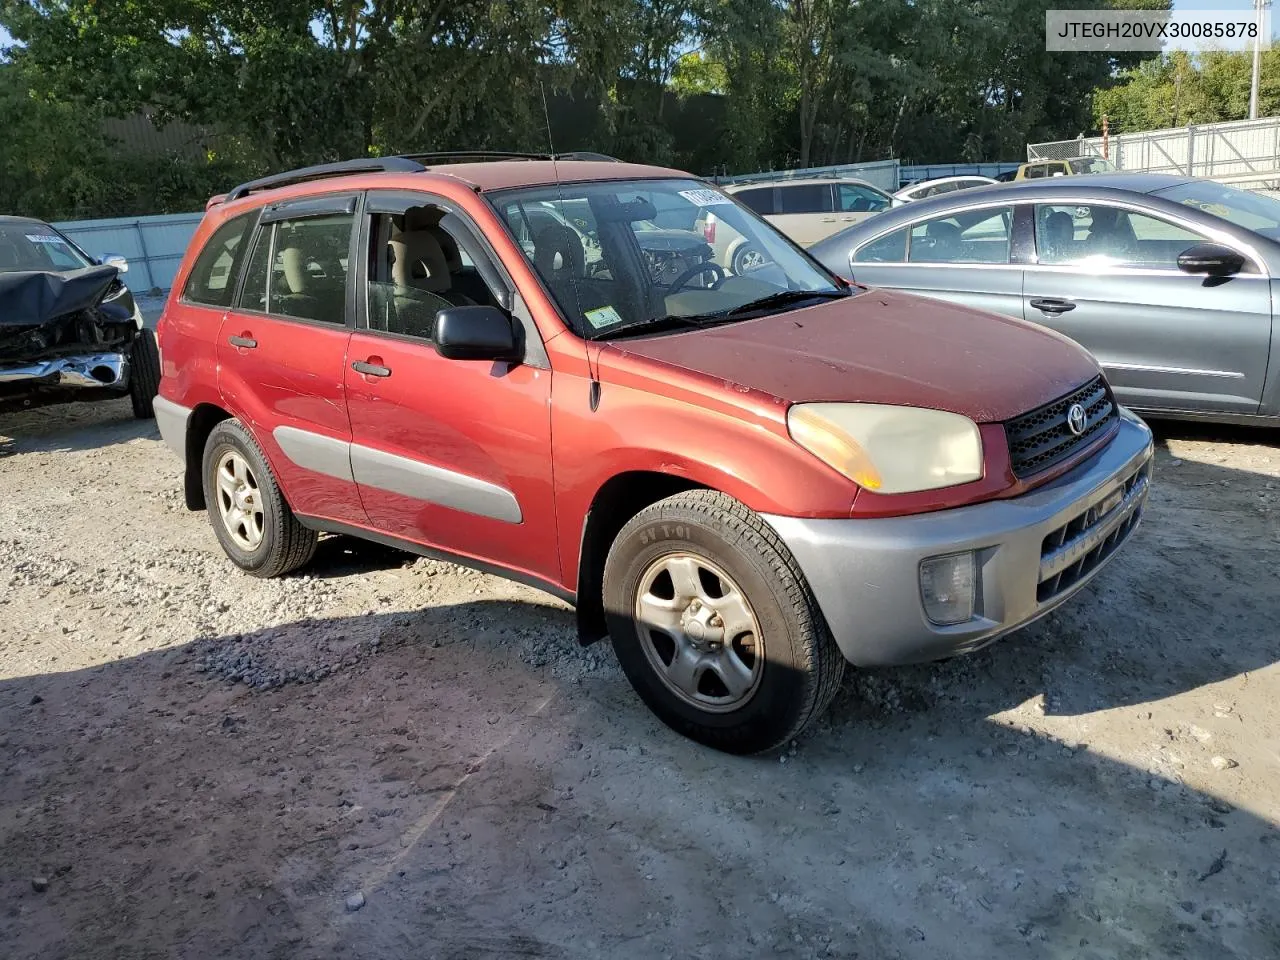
{"left": 919, "top": 552, "right": 976, "bottom": 625}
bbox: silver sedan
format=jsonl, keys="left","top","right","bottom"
{"left": 809, "top": 174, "right": 1280, "bottom": 426}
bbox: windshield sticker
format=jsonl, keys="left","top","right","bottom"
{"left": 584, "top": 305, "right": 624, "bottom": 329}
{"left": 678, "top": 188, "right": 732, "bottom": 207}
{"left": 25, "top": 234, "right": 69, "bottom": 245}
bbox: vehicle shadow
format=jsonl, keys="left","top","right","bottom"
{"left": 0, "top": 397, "right": 154, "bottom": 457}
{"left": 2, "top": 581, "right": 1277, "bottom": 959}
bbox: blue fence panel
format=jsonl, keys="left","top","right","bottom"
{"left": 53, "top": 212, "right": 203, "bottom": 293}
{"left": 897, "top": 163, "right": 1021, "bottom": 185}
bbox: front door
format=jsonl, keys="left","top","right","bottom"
{"left": 216, "top": 194, "right": 366, "bottom": 525}
{"left": 1024, "top": 203, "right": 1271, "bottom": 415}
{"left": 343, "top": 189, "right": 560, "bottom": 583}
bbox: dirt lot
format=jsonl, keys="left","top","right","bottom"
{"left": 1, "top": 399, "right": 1277, "bottom": 960}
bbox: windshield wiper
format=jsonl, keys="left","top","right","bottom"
{"left": 594, "top": 289, "right": 850, "bottom": 341}
{"left": 595, "top": 313, "right": 723, "bottom": 340}
{"left": 715, "top": 288, "right": 850, "bottom": 319}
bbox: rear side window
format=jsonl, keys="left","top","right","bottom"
{"left": 235, "top": 213, "right": 353, "bottom": 325}
{"left": 853, "top": 227, "right": 909, "bottom": 263}
{"left": 779, "top": 184, "right": 833, "bottom": 214}
{"left": 182, "top": 213, "right": 256, "bottom": 307}
{"left": 734, "top": 188, "right": 776, "bottom": 215}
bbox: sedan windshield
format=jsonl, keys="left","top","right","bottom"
{"left": 1154, "top": 180, "right": 1280, "bottom": 240}
{"left": 0, "top": 222, "right": 92, "bottom": 273}
{"left": 489, "top": 178, "right": 846, "bottom": 338}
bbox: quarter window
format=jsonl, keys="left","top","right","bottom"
{"left": 907, "top": 207, "right": 1013, "bottom": 264}
{"left": 779, "top": 184, "right": 834, "bottom": 214}
{"left": 183, "top": 212, "right": 256, "bottom": 307}
{"left": 853, "top": 227, "right": 909, "bottom": 263}
{"left": 1034, "top": 204, "right": 1210, "bottom": 269}
{"left": 235, "top": 213, "right": 353, "bottom": 324}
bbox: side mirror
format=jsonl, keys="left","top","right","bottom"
{"left": 100, "top": 253, "right": 129, "bottom": 273}
{"left": 1177, "top": 242, "right": 1245, "bottom": 277}
{"left": 434, "top": 305, "right": 521, "bottom": 362}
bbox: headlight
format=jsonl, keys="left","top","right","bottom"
{"left": 787, "top": 402, "right": 983, "bottom": 494}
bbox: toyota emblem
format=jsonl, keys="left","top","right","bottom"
{"left": 1066, "top": 403, "right": 1087, "bottom": 436}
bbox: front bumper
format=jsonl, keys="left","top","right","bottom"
{"left": 763, "top": 412, "right": 1154, "bottom": 667}
{"left": 0, "top": 352, "right": 129, "bottom": 390}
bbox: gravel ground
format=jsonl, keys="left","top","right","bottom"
{"left": 0, "top": 399, "right": 1277, "bottom": 960}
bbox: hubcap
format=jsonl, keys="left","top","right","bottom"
{"left": 738, "top": 248, "right": 766, "bottom": 272}
{"left": 633, "top": 553, "right": 764, "bottom": 712}
{"left": 215, "top": 451, "right": 265, "bottom": 551}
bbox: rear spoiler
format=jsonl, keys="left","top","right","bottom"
{"left": 205, "top": 194, "right": 228, "bottom": 210}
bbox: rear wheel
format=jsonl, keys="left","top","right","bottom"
{"left": 201, "top": 419, "right": 317, "bottom": 577}
{"left": 128, "top": 328, "right": 161, "bottom": 419}
{"left": 603, "top": 490, "right": 844, "bottom": 754}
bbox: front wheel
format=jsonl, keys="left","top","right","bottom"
{"left": 603, "top": 491, "right": 844, "bottom": 754}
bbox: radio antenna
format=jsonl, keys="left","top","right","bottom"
{"left": 538, "top": 80, "right": 598, "bottom": 393}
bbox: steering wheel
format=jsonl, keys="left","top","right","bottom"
{"left": 666, "top": 261, "right": 726, "bottom": 295}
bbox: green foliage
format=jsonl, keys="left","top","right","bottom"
{"left": 1096, "top": 50, "right": 1280, "bottom": 133}
{"left": 0, "top": 0, "right": 1238, "bottom": 221}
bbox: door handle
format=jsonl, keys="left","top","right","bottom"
{"left": 352, "top": 360, "right": 391, "bottom": 378}
{"left": 228, "top": 334, "right": 257, "bottom": 349}
{"left": 820, "top": 216, "right": 837, "bottom": 222}
{"left": 1029, "top": 298, "right": 1076, "bottom": 315}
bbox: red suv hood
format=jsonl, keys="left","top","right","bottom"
{"left": 602, "top": 290, "right": 1100, "bottom": 423}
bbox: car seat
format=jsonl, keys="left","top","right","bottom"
{"left": 1042, "top": 211, "right": 1076, "bottom": 262}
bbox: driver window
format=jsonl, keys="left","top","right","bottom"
{"left": 365, "top": 204, "right": 502, "bottom": 341}
{"left": 1034, "top": 204, "right": 1208, "bottom": 269}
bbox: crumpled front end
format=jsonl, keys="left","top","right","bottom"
{"left": 0, "top": 265, "right": 139, "bottom": 410}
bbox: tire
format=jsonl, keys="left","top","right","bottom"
{"left": 731, "top": 244, "right": 767, "bottom": 276}
{"left": 201, "top": 419, "right": 317, "bottom": 578}
{"left": 603, "top": 490, "right": 844, "bottom": 754}
{"left": 128, "top": 327, "right": 161, "bottom": 419}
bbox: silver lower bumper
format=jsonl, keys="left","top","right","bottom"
{"left": 152, "top": 395, "right": 191, "bottom": 460}
{"left": 0, "top": 353, "right": 129, "bottom": 389}
{"left": 764, "top": 412, "right": 1154, "bottom": 667}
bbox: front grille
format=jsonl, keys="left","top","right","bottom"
{"left": 1006, "top": 376, "right": 1117, "bottom": 479}
{"left": 1037, "top": 461, "right": 1149, "bottom": 602}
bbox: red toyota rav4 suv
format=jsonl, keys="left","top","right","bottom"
{"left": 154, "top": 154, "right": 1153, "bottom": 753}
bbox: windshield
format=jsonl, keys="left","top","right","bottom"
{"left": 490, "top": 178, "right": 844, "bottom": 338}
{"left": 1067, "top": 158, "right": 1115, "bottom": 174}
{"left": 1154, "top": 180, "right": 1280, "bottom": 240}
{"left": 0, "top": 222, "right": 92, "bottom": 273}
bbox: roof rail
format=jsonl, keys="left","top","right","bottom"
{"left": 396, "top": 150, "right": 620, "bottom": 165}
{"left": 224, "top": 157, "right": 426, "bottom": 202}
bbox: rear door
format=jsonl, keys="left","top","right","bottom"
{"left": 1023, "top": 202, "right": 1271, "bottom": 414}
{"left": 770, "top": 184, "right": 836, "bottom": 246}
{"left": 849, "top": 203, "right": 1024, "bottom": 319}
{"left": 217, "top": 193, "right": 366, "bottom": 525}
{"left": 343, "top": 189, "right": 560, "bottom": 582}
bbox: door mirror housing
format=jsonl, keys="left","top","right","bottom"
{"left": 100, "top": 253, "right": 129, "bottom": 273}
{"left": 434, "top": 305, "right": 521, "bottom": 362}
{"left": 1177, "top": 242, "right": 1245, "bottom": 277}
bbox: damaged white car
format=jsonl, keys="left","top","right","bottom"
{"left": 0, "top": 216, "right": 160, "bottom": 418}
